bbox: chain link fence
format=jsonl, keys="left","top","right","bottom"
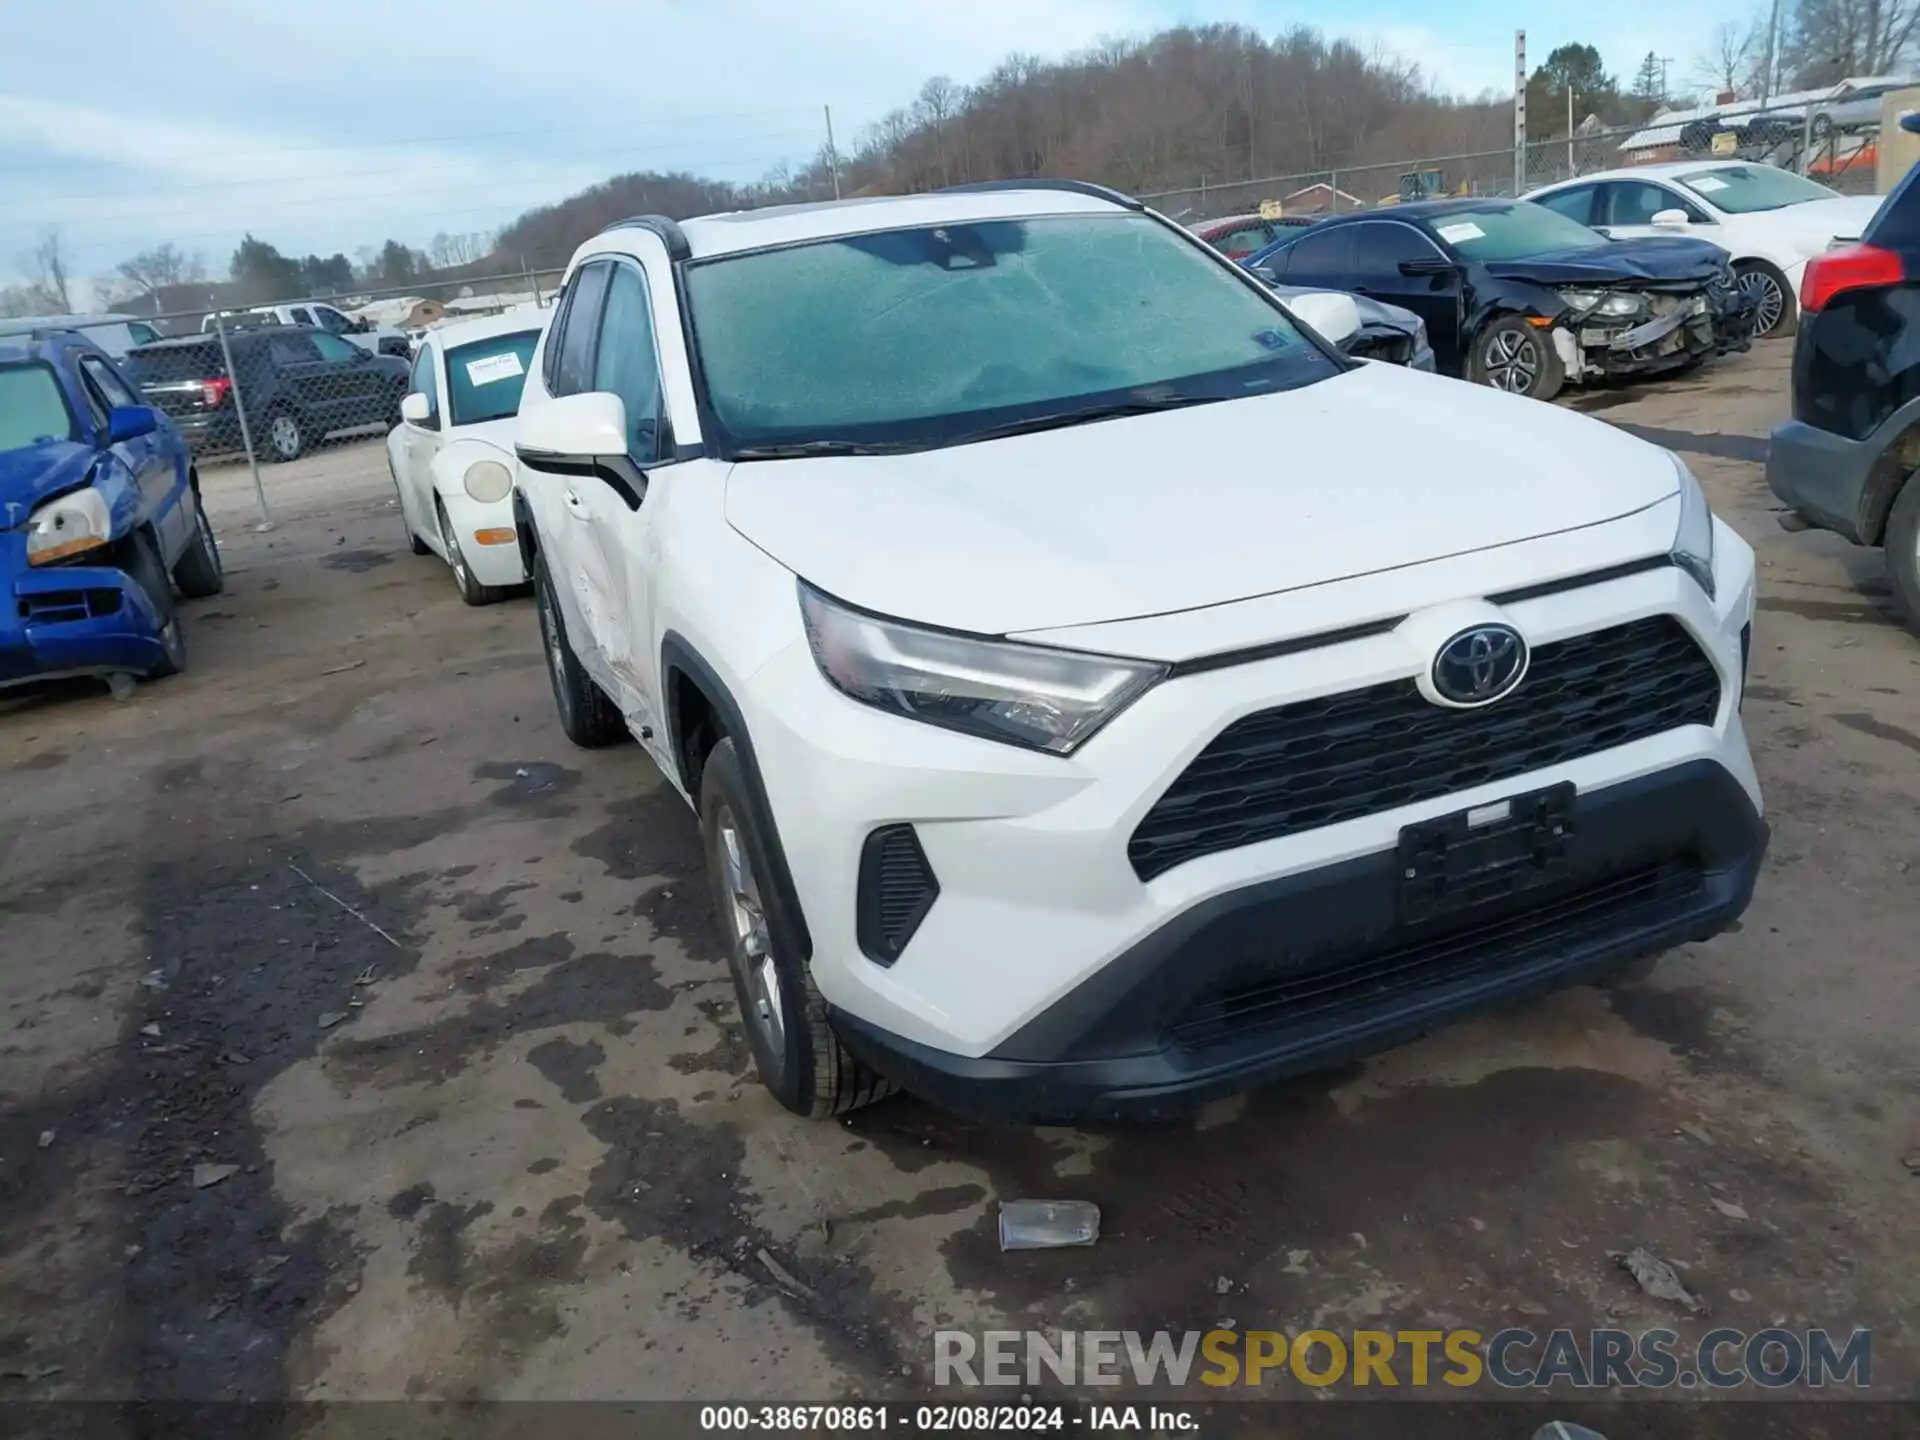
{"left": 1145, "top": 112, "right": 1886, "bottom": 228}
{"left": 102, "top": 270, "right": 562, "bottom": 527}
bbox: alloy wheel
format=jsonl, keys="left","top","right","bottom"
{"left": 269, "top": 414, "right": 300, "bottom": 458}
{"left": 1484, "top": 330, "right": 1540, "bottom": 394}
{"left": 714, "top": 801, "right": 785, "bottom": 1077}
{"left": 1740, "top": 269, "right": 1786, "bottom": 335}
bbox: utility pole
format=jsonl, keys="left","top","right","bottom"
{"left": 1514, "top": 29, "right": 1528, "bottom": 196}
{"left": 824, "top": 105, "right": 842, "bottom": 200}
{"left": 1761, "top": 0, "right": 1783, "bottom": 104}
{"left": 1655, "top": 55, "right": 1674, "bottom": 103}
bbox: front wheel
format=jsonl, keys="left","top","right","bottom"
{"left": 533, "top": 553, "right": 628, "bottom": 748}
{"left": 438, "top": 498, "right": 507, "bottom": 607}
{"left": 699, "top": 737, "right": 895, "bottom": 1119}
{"left": 172, "top": 490, "right": 225, "bottom": 598}
{"left": 126, "top": 532, "right": 186, "bottom": 679}
{"left": 1469, "top": 316, "right": 1565, "bottom": 401}
{"left": 1736, "top": 260, "right": 1795, "bottom": 338}
{"left": 262, "top": 407, "right": 305, "bottom": 463}
{"left": 1885, "top": 473, "right": 1920, "bottom": 638}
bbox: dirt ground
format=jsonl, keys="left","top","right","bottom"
{"left": 2, "top": 344, "right": 1917, "bottom": 1427}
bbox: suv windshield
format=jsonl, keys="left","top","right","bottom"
{"left": 1677, "top": 165, "right": 1838, "bottom": 214}
{"left": 683, "top": 213, "right": 1334, "bottom": 454}
{"left": 1433, "top": 203, "right": 1607, "bottom": 261}
{"left": 0, "top": 362, "right": 76, "bottom": 450}
{"left": 446, "top": 330, "right": 540, "bottom": 426}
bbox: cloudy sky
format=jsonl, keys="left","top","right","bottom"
{"left": 2, "top": 0, "right": 1762, "bottom": 303}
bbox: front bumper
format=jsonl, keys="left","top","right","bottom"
{"left": 1564, "top": 287, "right": 1755, "bottom": 382}
{"left": 744, "top": 509, "right": 1763, "bottom": 1117}
{"left": 437, "top": 489, "right": 528, "bottom": 588}
{"left": 0, "top": 547, "right": 174, "bottom": 690}
{"left": 834, "top": 759, "right": 1765, "bottom": 1123}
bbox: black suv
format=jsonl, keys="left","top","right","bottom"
{"left": 124, "top": 326, "right": 410, "bottom": 463}
{"left": 1768, "top": 137, "right": 1920, "bottom": 633}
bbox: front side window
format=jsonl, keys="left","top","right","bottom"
{"left": 1432, "top": 203, "right": 1606, "bottom": 261}
{"left": 0, "top": 363, "right": 76, "bottom": 450}
{"left": 1280, "top": 227, "right": 1355, "bottom": 274}
{"left": 1605, "top": 182, "right": 1707, "bottom": 226}
{"left": 684, "top": 213, "right": 1330, "bottom": 454}
{"left": 446, "top": 330, "right": 539, "bottom": 427}
{"left": 1677, "top": 165, "right": 1838, "bottom": 214}
{"left": 552, "top": 262, "right": 612, "bottom": 397}
{"left": 1348, "top": 222, "right": 1442, "bottom": 275}
{"left": 591, "top": 266, "right": 665, "bottom": 459}
{"left": 409, "top": 345, "right": 440, "bottom": 425}
{"left": 1535, "top": 185, "right": 1598, "bottom": 226}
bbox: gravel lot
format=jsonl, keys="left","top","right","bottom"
{"left": 2, "top": 345, "right": 1917, "bottom": 1426}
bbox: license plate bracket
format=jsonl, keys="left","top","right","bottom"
{"left": 1397, "top": 782, "right": 1576, "bottom": 924}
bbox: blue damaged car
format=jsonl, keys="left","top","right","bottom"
{"left": 1, "top": 329, "right": 224, "bottom": 693}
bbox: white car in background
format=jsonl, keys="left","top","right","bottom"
{"left": 1525, "top": 161, "right": 1882, "bottom": 338}
{"left": 387, "top": 311, "right": 544, "bottom": 604}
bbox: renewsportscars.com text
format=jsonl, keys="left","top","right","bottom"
{"left": 934, "top": 1327, "right": 1872, "bottom": 1391}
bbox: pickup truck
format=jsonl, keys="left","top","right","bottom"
{"left": 202, "top": 302, "right": 410, "bottom": 358}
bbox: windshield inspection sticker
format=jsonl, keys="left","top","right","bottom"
{"left": 465, "top": 352, "right": 525, "bottom": 386}
{"left": 1688, "top": 175, "right": 1730, "bottom": 193}
{"left": 1436, "top": 221, "right": 1485, "bottom": 244}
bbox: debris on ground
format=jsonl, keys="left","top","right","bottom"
{"left": 1609, "top": 1247, "right": 1705, "bottom": 1313}
{"left": 138, "top": 1023, "right": 161, "bottom": 1038}
{"left": 288, "top": 862, "right": 404, "bottom": 949}
{"left": 317, "top": 1011, "right": 348, "bottom": 1030}
{"left": 36, "top": 1130, "right": 53, "bottom": 1150}
{"left": 756, "top": 1246, "right": 816, "bottom": 1299}
{"left": 1678, "top": 1122, "right": 1714, "bottom": 1146}
{"left": 319, "top": 659, "right": 366, "bottom": 676}
{"left": 1729, "top": 1287, "right": 1753, "bottom": 1302}
{"left": 1710, "top": 1197, "right": 1751, "bottom": 1221}
{"left": 998, "top": 1199, "right": 1101, "bottom": 1251}
{"left": 1533, "top": 1423, "right": 1611, "bottom": 1440}
{"left": 1215, "top": 1275, "right": 1232, "bottom": 1295}
{"left": 192, "top": 1164, "right": 240, "bottom": 1190}
{"left": 105, "top": 673, "right": 135, "bottom": 701}
{"left": 0, "top": 1364, "right": 63, "bottom": 1382}
{"left": 353, "top": 966, "right": 377, "bottom": 986}
{"left": 138, "top": 970, "right": 168, "bottom": 992}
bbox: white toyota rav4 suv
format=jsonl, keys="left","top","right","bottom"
{"left": 510, "top": 182, "right": 1768, "bottom": 1124}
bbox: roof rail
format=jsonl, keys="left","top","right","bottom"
{"left": 600, "top": 214, "right": 692, "bottom": 261}
{"left": 936, "top": 179, "right": 1143, "bottom": 210}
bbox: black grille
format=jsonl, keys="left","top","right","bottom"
{"left": 19, "top": 589, "right": 122, "bottom": 625}
{"left": 1171, "top": 858, "right": 1704, "bottom": 1048}
{"left": 1130, "top": 616, "right": 1721, "bottom": 880}
{"left": 857, "top": 824, "right": 939, "bottom": 967}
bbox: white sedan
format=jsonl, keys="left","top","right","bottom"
{"left": 387, "top": 311, "right": 546, "bottom": 604}
{"left": 1524, "top": 160, "right": 1882, "bottom": 338}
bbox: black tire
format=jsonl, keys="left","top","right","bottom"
{"left": 533, "top": 552, "right": 627, "bottom": 747}
{"left": 1885, "top": 473, "right": 1920, "bottom": 638}
{"left": 389, "top": 459, "right": 431, "bottom": 554}
{"left": 699, "top": 737, "right": 894, "bottom": 1119}
{"left": 126, "top": 532, "right": 186, "bottom": 679}
{"left": 171, "top": 488, "right": 225, "bottom": 598}
{"left": 1736, "top": 259, "right": 1796, "bottom": 338}
{"left": 1468, "top": 315, "right": 1564, "bottom": 401}
{"left": 261, "top": 406, "right": 305, "bottom": 463}
{"left": 438, "top": 498, "right": 507, "bottom": 607}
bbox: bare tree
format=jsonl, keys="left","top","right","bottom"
{"left": 1786, "top": 0, "right": 1920, "bottom": 86}
{"left": 113, "top": 242, "right": 205, "bottom": 302}
{"left": 19, "top": 230, "right": 74, "bottom": 313}
{"left": 1694, "top": 20, "right": 1760, "bottom": 97}
{"left": 0, "top": 285, "right": 44, "bottom": 319}
{"left": 915, "top": 77, "right": 964, "bottom": 185}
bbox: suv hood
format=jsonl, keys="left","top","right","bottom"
{"left": 724, "top": 362, "right": 1681, "bottom": 636}
{"left": 1486, "top": 237, "right": 1727, "bottom": 286}
{"left": 0, "top": 442, "right": 98, "bottom": 530}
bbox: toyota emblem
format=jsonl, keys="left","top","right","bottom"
{"left": 1431, "top": 624, "right": 1528, "bottom": 706}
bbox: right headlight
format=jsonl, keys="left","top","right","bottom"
{"left": 26, "top": 487, "right": 111, "bottom": 566}
{"left": 463, "top": 459, "right": 512, "bottom": 503}
{"left": 1670, "top": 455, "right": 1716, "bottom": 600}
{"left": 798, "top": 582, "right": 1167, "bottom": 755}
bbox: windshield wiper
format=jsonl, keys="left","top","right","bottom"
{"left": 732, "top": 439, "right": 920, "bottom": 460}
{"left": 950, "top": 392, "right": 1222, "bottom": 447}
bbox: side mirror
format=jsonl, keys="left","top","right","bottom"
{"left": 400, "top": 392, "right": 432, "bottom": 425}
{"left": 354, "top": 317, "right": 372, "bottom": 333}
{"left": 1283, "top": 291, "right": 1363, "bottom": 348}
{"left": 1250, "top": 264, "right": 1279, "bottom": 284}
{"left": 105, "top": 404, "right": 160, "bottom": 445}
{"left": 1399, "top": 256, "right": 1456, "bottom": 277}
{"left": 516, "top": 392, "right": 647, "bottom": 509}
{"left": 1651, "top": 209, "right": 1691, "bottom": 229}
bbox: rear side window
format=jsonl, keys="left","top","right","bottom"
{"left": 1281, "top": 227, "right": 1355, "bottom": 274}
{"left": 0, "top": 362, "right": 76, "bottom": 449}
{"left": 126, "top": 343, "right": 225, "bottom": 385}
{"left": 270, "top": 334, "right": 321, "bottom": 365}
{"left": 1349, "top": 222, "right": 1442, "bottom": 275}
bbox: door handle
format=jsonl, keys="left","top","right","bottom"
{"left": 562, "top": 489, "right": 590, "bottom": 519}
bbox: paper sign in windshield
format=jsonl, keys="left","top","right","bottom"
{"left": 1436, "top": 221, "right": 1485, "bottom": 243}
{"left": 1689, "top": 175, "right": 1730, "bottom": 193}
{"left": 465, "top": 352, "right": 525, "bottom": 386}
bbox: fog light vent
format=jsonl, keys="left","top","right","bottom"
{"left": 857, "top": 825, "right": 939, "bottom": 967}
